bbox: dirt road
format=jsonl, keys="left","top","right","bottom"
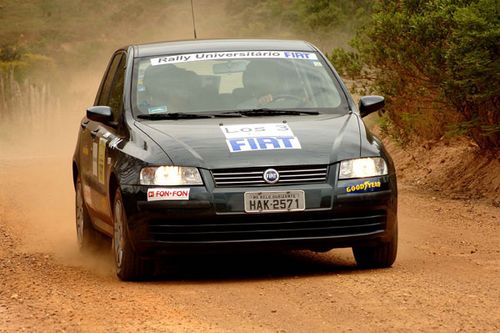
{"left": 0, "top": 156, "right": 499, "bottom": 332}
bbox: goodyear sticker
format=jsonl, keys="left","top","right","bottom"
{"left": 345, "top": 180, "right": 382, "bottom": 194}
{"left": 98, "top": 138, "right": 106, "bottom": 184}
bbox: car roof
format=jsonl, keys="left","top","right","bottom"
{"left": 131, "top": 39, "right": 316, "bottom": 58}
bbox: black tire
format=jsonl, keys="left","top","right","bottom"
{"left": 352, "top": 225, "right": 398, "bottom": 268}
{"left": 112, "top": 188, "right": 152, "bottom": 281}
{"left": 75, "top": 176, "right": 102, "bottom": 253}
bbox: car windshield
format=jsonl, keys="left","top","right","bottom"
{"left": 132, "top": 50, "right": 348, "bottom": 116}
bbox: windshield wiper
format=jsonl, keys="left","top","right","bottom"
{"left": 137, "top": 112, "right": 212, "bottom": 120}
{"left": 220, "top": 108, "right": 320, "bottom": 116}
{"left": 137, "top": 109, "right": 319, "bottom": 119}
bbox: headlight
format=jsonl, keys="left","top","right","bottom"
{"left": 140, "top": 166, "right": 203, "bottom": 185}
{"left": 339, "top": 157, "right": 388, "bottom": 179}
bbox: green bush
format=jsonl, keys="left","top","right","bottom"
{"left": 329, "top": 0, "right": 500, "bottom": 150}
{"left": 225, "top": 0, "right": 372, "bottom": 46}
{"left": 0, "top": 45, "right": 56, "bottom": 82}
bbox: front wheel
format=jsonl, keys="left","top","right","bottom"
{"left": 113, "top": 188, "right": 152, "bottom": 281}
{"left": 75, "top": 176, "right": 101, "bottom": 253}
{"left": 352, "top": 226, "right": 398, "bottom": 268}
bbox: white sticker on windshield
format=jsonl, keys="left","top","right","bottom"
{"left": 150, "top": 51, "right": 318, "bottom": 66}
{"left": 220, "top": 123, "right": 301, "bottom": 153}
{"left": 148, "top": 106, "right": 168, "bottom": 114}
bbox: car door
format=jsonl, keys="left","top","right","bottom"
{"left": 90, "top": 52, "right": 127, "bottom": 225}
{"left": 79, "top": 53, "right": 120, "bottom": 218}
{"left": 84, "top": 52, "right": 126, "bottom": 233}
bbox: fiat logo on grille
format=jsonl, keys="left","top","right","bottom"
{"left": 263, "top": 168, "right": 279, "bottom": 184}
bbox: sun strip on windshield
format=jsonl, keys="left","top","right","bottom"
{"left": 150, "top": 51, "right": 318, "bottom": 66}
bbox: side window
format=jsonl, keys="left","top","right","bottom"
{"left": 97, "top": 53, "right": 122, "bottom": 106}
{"left": 108, "top": 55, "right": 126, "bottom": 121}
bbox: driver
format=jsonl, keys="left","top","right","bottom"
{"left": 241, "top": 59, "right": 283, "bottom": 106}
{"left": 143, "top": 65, "right": 200, "bottom": 112}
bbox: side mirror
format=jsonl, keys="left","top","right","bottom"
{"left": 86, "top": 106, "right": 113, "bottom": 123}
{"left": 359, "top": 96, "right": 385, "bottom": 117}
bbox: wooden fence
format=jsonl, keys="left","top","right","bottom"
{"left": 0, "top": 70, "right": 61, "bottom": 130}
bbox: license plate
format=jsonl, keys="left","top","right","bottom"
{"left": 244, "top": 190, "right": 305, "bottom": 213}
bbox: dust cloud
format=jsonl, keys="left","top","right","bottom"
{"left": 0, "top": 0, "right": 306, "bottom": 272}
{"left": 0, "top": 65, "right": 106, "bottom": 271}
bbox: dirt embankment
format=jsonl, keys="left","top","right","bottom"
{"left": 384, "top": 137, "right": 500, "bottom": 205}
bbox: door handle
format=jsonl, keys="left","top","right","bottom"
{"left": 90, "top": 128, "right": 99, "bottom": 138}
{"left": 80, "top": 120, "right": 89, "bottom": 129}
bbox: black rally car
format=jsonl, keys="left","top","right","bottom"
{"left": 73, "top": 39, "right": 397, "bottom": 280}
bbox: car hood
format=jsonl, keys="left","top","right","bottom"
{"left": 134, "top": 113, "right": 361, "bottom": 169}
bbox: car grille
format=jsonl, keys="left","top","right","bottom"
{"left": 211, "top": 165, "right": 329, "bottom": 187}
{"left": 147, "top": 211, "right": 387, "bottom": 243}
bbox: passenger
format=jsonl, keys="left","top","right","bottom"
{"left": 240, "top": 59, "right": 281, "bottom": 106}
{"left": 235, "top": 59, "right": 304, "bottom": 108}
{"left": 143, "top": 65, "right": 201, "bottom": 112}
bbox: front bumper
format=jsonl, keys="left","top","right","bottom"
{"left": 120, "top": 174, "right": 397, "bottom": 255}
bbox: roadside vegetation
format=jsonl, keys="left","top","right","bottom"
{"left": 0, "top": 0, "right": 184, "bottom": 126}
{"left": 327, "top": 0, "right": 499, "bottom": 150}
{"left": 225, "top": 0, "right": 372, "bottom": 50}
